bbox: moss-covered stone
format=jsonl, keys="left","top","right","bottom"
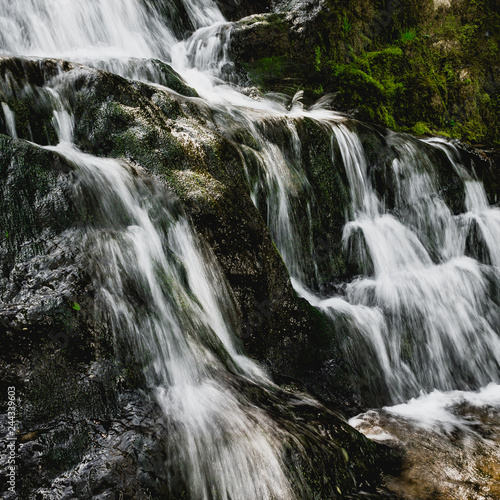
{"left": 215, "top": 0, "right": 274, "bottom": 21}
{"left": 0, "top": 133, "right": 135, "bottom": 497}
{"left": 0, "top": 56, "right": 396, "bottom": 499}
{"left": 0, "top": 135, "right": 75, "bottom": 275}
{"left": 229, "top": 0, "right": 500, "bottom": 145}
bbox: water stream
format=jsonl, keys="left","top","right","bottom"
{"left": 2, "top": 0, "right": 500, "bottom": 497}
{"left": 60, "top": 145, "right": 293, "bottom": 500}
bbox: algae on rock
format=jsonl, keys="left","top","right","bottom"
{"left": 0, "top": 56, "right": 394, "bottom": 498}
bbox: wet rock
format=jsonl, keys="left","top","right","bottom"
{"left": 0, "top": 56, "right": 394, "bottom": 498}
{"left": 457, "top": 142, "right": 500, "bottom": 204}
{"left": 352, "top": 400, "right": 500, "bottom": 499}
{"left": 145, "top": 0, "right": 197, "bottom": 38}
{"left": 215, "top": 0, "right": 276, "bottom": 21}
{"left": 227, "top": 0, "right": 500, "bottom": 144}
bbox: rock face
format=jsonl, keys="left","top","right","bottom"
{"left": 214, "top": 0, "right": 275, "bottom": 20}
{"left": 351, "top": 401, "right": 500, "bottom": 500}
{"left": 228, "top": 0, "right": 500, "bottom": 146}
{"left": 0, "top": 57, "right": 395, "bottom": 498}
{"left": 145, "top": 0, "right": 199, "bottom": 37}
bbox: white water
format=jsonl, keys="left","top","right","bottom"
{"left": 230, "top": 107, "right": 500, "bottom": 402}
{"left": 2, "top": 0, "right": 500, "bottom": 494}
{"left": 0, "top": 0, "right": 175, "bottom": 60}
{"left": 1, "top": 101, "right": 17, "bottom": 138}
{"left": 384, "top": 383, "right": 500, "bottom": 433}
{"left": 428, "top": 137, "right": 500, "bottom": 266}
{"left": 315, "top": 127, "right": 500, "bottom": 402}
{"left": 349, "top": 382, "right": 500, "bottom": 449}
{"left": 0, "top": 0, "right": 229, "bottom": 86}
{"left": 0, "top": 2, "right": 312, "bottom": 498}
{"left": 42, "top": 95, "right": 295, "bottom": 499}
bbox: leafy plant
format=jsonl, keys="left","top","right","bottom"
{"left": 314, "top": 46, "right": 322, "bottom": 71}
{"left": 342, "top": 14, "right": 352, "bottom": 37}
{"left": 400, "top": 28, "right": 417, "bottom": 43}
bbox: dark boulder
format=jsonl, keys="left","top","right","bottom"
{"left": 0, "top": 57, "right": 394, "bottom": 498}
{"left": 215, "top": 0, "right": 276, "bottom": 21}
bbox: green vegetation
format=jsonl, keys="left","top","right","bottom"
{"left": 342, "top": 13, "right": 353, "bottom": 37}
{"left": 233, "top": 0, "right": 500, "bottom": 145}
{"left": 245, "top": 56, "right": 288, "bottom": 85}
{"left": 400, "top": 28, "right": 417, "bottom": 43}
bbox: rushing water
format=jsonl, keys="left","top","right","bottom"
{"left": 1, "top": 102, "right": 16, "bottom": 139}
{"left": 40, "top": 86, "right": 297, "bottom": 499}
{"left": 2, "top": 0, "right": 500, "bottom": 497}
{"left": 211, "top": 102, "right": 500, "bottom": 403}
{"left": 0, "top": 3, "right": 303, "bottom": 498}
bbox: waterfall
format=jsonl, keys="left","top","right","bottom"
{"left": 334, "top": 132, "right": 500, "bottom": 401}
{"left": 0, "top": 3, "right": 317, "bottom": 498}
{"left": 245, "top": 113, "right": 500, "bottom": 402}
{"left": 0, "top": 0, "right": 174, "bottom": 60}
{"left": 199, "top": 92, "right": 500, "bottom": 401}
{"left": 2, "top": 0, "right": 500, "bottom": 496}
{"left": 1, "top": 102, "right": 17, "bottom": 139}
{"left": 62, "top": 147, "right": 295, "bottom": 499}
{"left": 40, "top": 88, "right": 296, "bottom": 499}
{"left": 0, "top": 0, "right": 227, "bottom": 80}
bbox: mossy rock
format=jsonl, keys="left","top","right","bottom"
{"left": 228, "top": 0, "right": 499, "bottom": 144}
{"left": 0, "top": 55, "right": 396, "bottom": 498}
{"left": 215, "top": 0, "right": 274, "bottom": 21}
{"left": 0, "top": 135, "right": 76, "bottom": 274}
{"left": 0, "top": 56, "right": 354, "bottom": 400}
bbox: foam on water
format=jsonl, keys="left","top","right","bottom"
{"left": 40, "top": 93, "right": 296, "bottom": 499}
{"left": 350, "top": 383, "right": 500, "bottom": 440}
{"left": 385, "top": 384, "right": 500, "bottom": 432}
{"left": 2, "top": 2, "right": 500, "bottom": 494}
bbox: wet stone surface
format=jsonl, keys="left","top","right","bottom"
{"left": 351, "top": 399, "right": 500, "bottom": 499}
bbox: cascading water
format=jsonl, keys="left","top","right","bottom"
{"left": 334, "top": 130, "right": 500, "bottom": 401}
{"left": 2, "top": 0, "right": 500, "bottom": 497}
{"left": 0, "top": 0, "right": 228, "bottom": 83}
{"left": 0, "top": 2, "right": 320, "bottom": 498}
{"left": 199, "top": 83, "right": 500, "bottom": 402}
{"left": 198, "top": 93, "right": 500, "bottom": 402}
{"left": 0, "top": 0, "right": 171, "bottom": 62}
{"left": 294, "top": 124, "right": 500, "bottom": 402}
{"left": 1, "top": 102, "right": 17, "bottom": 139}
{"left": 40, "top": 85, "right": 297, "bottom": 499}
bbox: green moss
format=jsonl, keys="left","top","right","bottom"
{"left": 376, "top": 104, "right": 398, "bottom": 129}
{"left": 0, "top": 136, "right": 78, "bottom": 274}
{"left": 2, "top": 95, "right": 58, "bottom": 145}
{"left": 314, "top": 46, "right": 322, "bottom": 71}
{"left": 234, "top": 0, "right": 499, "bottom": 145}
{"left": 400, "top": 28, "right": 417, "bottom": 43}
{"left": 244, "top": 56, "right": 288, "bottom": 85}
{"left": 412, "top": 121, "right": 432, "bottom": 135}
{"left": 341, "top": 13, "right": 352, "bottom": 38}
{"left": 331, "top": 64, "right": 385, "bottom": 95}
{"left": 147, "top": 59, "right": 198, "bottom": 98}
